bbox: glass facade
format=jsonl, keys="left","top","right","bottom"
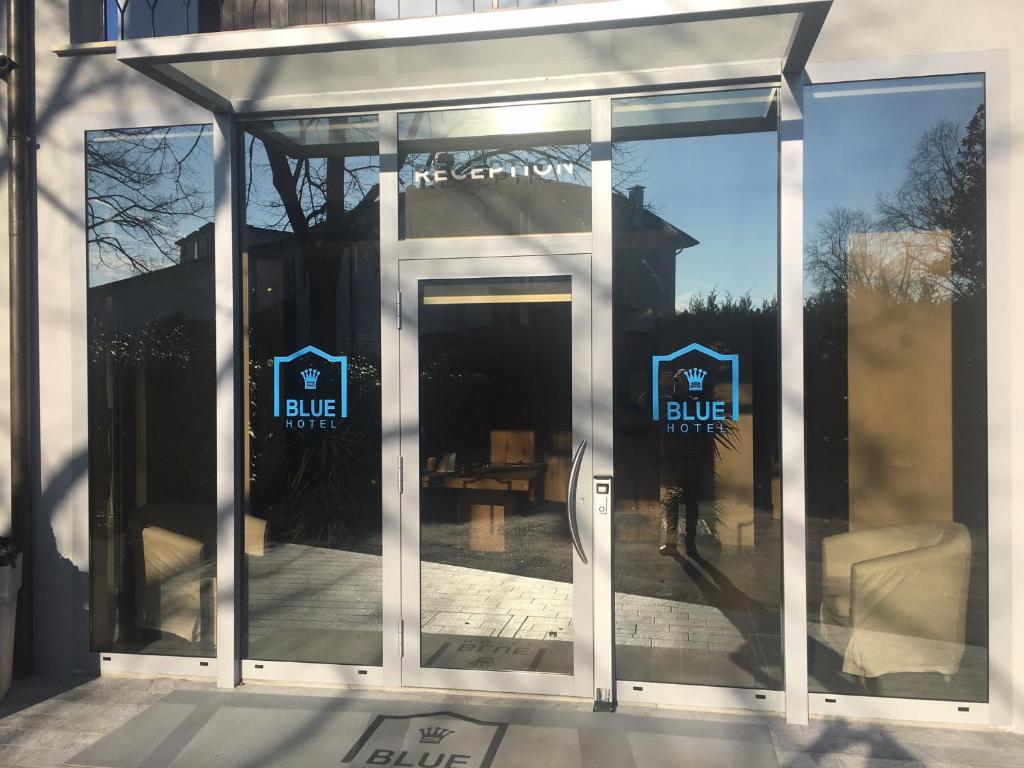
{"left": 242, "top": 115, "right": 383, "bottom": 666}
{"left": 86, "top": 124, "right": 217, "bottom": 656}
{"left": 610, "top": 90, "right": 782, "bottom": 689}
{"left": 803, "top": 75, "right": 988, "bottom": 702}
{"left": 81, "top": 78, "right": 996, "bottom": 712}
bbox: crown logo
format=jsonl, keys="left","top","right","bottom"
{"left": 300, "top": 368, "right": 321, "bottom": 390}
{"left": 684, "top": 368, "right": 708, "bottom": 392}
{"left": 418, "top": 727, "right": 455, "bottom": 744}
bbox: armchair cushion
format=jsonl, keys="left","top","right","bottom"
{"left": 137, "top": 525, "right": 205, "bottom": 642}
{"left": 244, "top": 514, "right": 269, "bottom": 557}
{"left": 820, "top": 521, "right": 971, "bottom": 679}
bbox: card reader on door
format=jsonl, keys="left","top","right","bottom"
{"left": 593, "top": 475, "right": 612, "bottom": 515}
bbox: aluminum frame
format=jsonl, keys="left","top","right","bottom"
{"left": 799, "top": 51, "right": 1013, "bottom": 728}
{"left": 213, "top": 111, "right": 241, "bottom": 689}
{"left": 609, "top": 82, "right": 791, "bottom": 717}
{"left": 779, "top": 69, "right": 808, "bottom": 726}
{"left": 236, "top": 110, "right": 391, "bottom": 688}
{"left": 590, "top": 96, "right": 615, "bottom": 707}
{"left": 68, "top": 104, "right": 220, "bottom": 681}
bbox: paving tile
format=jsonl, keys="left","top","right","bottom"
{"left": 0, "top": 745, "right": 78, "bottom": 768}
{"left": 1, "top": 674, "right": 1023, "bottom": 768}
{"left": 773, "top": 750, "right": 842, "bottom": 768}
{"left": 0, "top": 726, "right": 100, "bottom": 751}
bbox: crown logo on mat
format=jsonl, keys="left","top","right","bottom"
{"left": 300, "top": 368, "right": 320, "bottom": 390}
{"left": 683, "top": 367, "right": 708, "bottom": 392}
{"left": 419, "top": 727, "right": 455, "bottom": 744}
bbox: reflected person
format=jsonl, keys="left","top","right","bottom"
{"left": 659, "top": 367, "right": 715, "bottom": 556}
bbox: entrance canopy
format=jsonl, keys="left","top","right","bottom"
{"left": 116, "top": 0, "right": 831, "bottom": 114}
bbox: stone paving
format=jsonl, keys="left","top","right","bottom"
{"left": 0, "top": 676, "right": 1023, "bottom": 768}
{"left": 247, "top": 544, "right": 771, "bottom": 653}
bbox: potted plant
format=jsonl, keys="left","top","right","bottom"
{"left": 0, "top": 536, "right": 21, "bottom": 701}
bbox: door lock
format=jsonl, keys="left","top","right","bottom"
{"left": 593, "top": 475, "right": 612, "bottom": 515}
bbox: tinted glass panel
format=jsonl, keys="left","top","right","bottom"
{"left": 87, "top": 124, "right": 216, "bottom": 656}
{"left": 804, "top": 75, "right": 987, "bottom": 702}
{"left": 243, "top": 115, "right": 383, "bottom": 666}
{"left": 417, "top": 276, "right": 575, "bottom": 674}
{"left": 399, "top": 102, "right": 591, "bottom": 238}
{"left": 611, "top": 89, "right": 782, "bottom": 689}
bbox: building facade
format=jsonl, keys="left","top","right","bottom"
{"left": 3, "top": 0, "right": 1023, "bottom": 730}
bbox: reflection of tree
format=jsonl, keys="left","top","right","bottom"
{"left": 878, "top": 106, "right": 986, "bottom": 299}
{"left": 659, "top": 292, "right": 772, "bottom": 552}
{"left": 247, "top": 123, "right": 380, "bottom": 338}
{"left": 86, "top": 126, "right": 212, "bottom": 277}
{"left": 245, "top": 123, "right": 383, "bottom": 548}
{"left": 88, "top": 313, "right": 214, "bottom": 366}
{"left": 803, "top": 101, "right": 987, "bottom": 541}
{"left": 806, "top": 104, "right": 986, "bottom": 303}
{"left": 403, "top": 145, "right": 592, "bottom": 185}
{"left": 280, "top": 355, "right": 381, "bottom": 547}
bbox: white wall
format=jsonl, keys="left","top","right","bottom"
{"left": 22, "top": 0, "right": 1024, "bottom": 728}
{"left": 31, "top": 0, "right": 210, "bottom": 675}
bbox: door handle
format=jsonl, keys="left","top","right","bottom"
{"left": 566, "top": 439, "right": 588, "bottom": 564}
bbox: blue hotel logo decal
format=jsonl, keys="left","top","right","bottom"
{"left": 651, "top": 343, "right": 739, "bottom": 433}
{"left": 273, "top": 345, "right": 348, "bottom": 431}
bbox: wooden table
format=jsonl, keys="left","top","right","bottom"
{"left": 421, "top": 463, "right": 546, "bottom": 499}
{"left": 421, "top": 463, "right": 548, "bottom": 552}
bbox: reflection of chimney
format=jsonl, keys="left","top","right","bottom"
{"left": 628, "top": 185, "right": 645, "bottom": 209}
{"left": 436, "top": 152, "right": 455, "bottom": 175}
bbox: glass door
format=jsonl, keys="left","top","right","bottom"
{"left": 399, "top": 254, "right": 593, "bottom": 697}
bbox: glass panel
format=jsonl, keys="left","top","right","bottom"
{"left": 399, "top": 102, "right": 591, "bottom": 238}
{"left": 242, "top": 115, "right": 383, "bottom": 666}
{"left": 804, "top": 75, "right": 987, "bottom": 702}
{"left": 87, "top": 124, "right": 216, "bottom": 656}
{"left": 611, "top": 90, "right": 782, "bottom": 689}
{"left": 170, "top": 14, "right": 801, "bottom": 103}
{"left": 613, "top": 88, "right": 778, "bottom": 139}
{"left": 418, "top": 276, "right": 574, "bottom": 674}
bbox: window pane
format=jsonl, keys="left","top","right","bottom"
{"left": 417, "top": 276, "right": 575, "bottom": 674}
{"left": 242, "top": 115, "right": 383, "bottom": 666}
{"left": 87, "top": 124, "right": 216, "bottom": 656}
{"left": 804, "top": 75, "right": 987, "bottom": 702}
{"left": 611, "top": 90, "right": 782, "bottom": 689}
{"left": 399, "top": 102, "right": 591, "bottom": 238}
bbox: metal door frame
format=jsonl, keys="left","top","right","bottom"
{"left": 397, "top": 252, "right": 595, "bottom": 698}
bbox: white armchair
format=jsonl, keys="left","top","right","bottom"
{"left": 135, "top": 514, "right": 269, "bottom": 643}
{"left": 819, "top": 521, "right": 971, "bottom": 679}
{"left": 136, "top": 525, "right": 206, "bottom": 642}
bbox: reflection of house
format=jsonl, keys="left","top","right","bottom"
{"left": 87, "top": 241, "right": 217, "bottom": 651}
{"left": 612, "top": 187, "right": 780, "bottom": 551}
{"left": 176, "top": 221, "right": 290, "bottom": 264}
{"left": 90, "top": 222, "right": 282, "bottom": 589}
{"left": 175, "top": 221, "right": 214, "bottom": 264}
{"left": 614, "top": 184, "right": 699, "bottom": 319}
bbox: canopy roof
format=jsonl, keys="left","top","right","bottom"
{"left": 116, "top": 0, "right": 831, "bottom": 114}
